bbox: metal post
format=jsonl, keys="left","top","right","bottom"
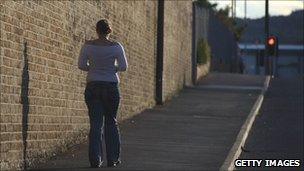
{"left": 156, "top": 0, "right": 164, "bottom": 105}
{"left": 274, "top": 37, "right": 279, "bottom": 77}
{"left": 234, "top": 0, "right": 236, "bottom": 18}
{"left": 231, "top": 0, "right": 233, "bottom": 18}
{"left": 265, "top": 0, "right": 270, "bottom": 75}
{"left": 244, "top": 0, "right": 247, "bottom": 21}
{"left": 255, "top": 49, "right": 260, "bottom": 75}
{"left": 192, "top": 2, "right": 197, "bottom": 85}
{"left": 243, "top": 0, "right": 249, "bottom": 74}
{"left": 231, "top": 0, "right": 236, "bottom": 18}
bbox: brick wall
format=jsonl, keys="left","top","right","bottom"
{"left": 208, "top": 11, "right": 238, "bottom": 72}
{"left": 194, "top": 4, "right": 210, "bottom": 81}
{"left": 0, "top": 0, "right": 192, "bottom": 170}
{"left": 163, "top": 1, "right": 193, "bottom": 100}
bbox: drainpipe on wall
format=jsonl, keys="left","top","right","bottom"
{"left": 192, "top": 2, "right": 197, "bottom": 85}
{"left": 156, "top": 0, "right": 164, "bottom": 105}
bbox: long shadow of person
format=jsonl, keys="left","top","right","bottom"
{"left": 21, "top": 41, "right": 29, "bottom": 170}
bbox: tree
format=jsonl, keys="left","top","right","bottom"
{"left": 195, "top": 0, "right": 245, "bottom": 41}
{"left": 196, "top": 0, "right": 217, "bottom": 11}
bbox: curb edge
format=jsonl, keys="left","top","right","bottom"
{"left": 220, "top": 76, "right": 271, "bottom": 171}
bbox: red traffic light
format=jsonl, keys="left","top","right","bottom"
{"left": 267, "top": 36, "right": 279, "bottom": 56}
{"left": 267, "top": 36, "right": 276, "bottom": 46}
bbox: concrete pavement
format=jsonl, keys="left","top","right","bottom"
{"left": 31, "top": 73, "right": 266, "bottom": 171}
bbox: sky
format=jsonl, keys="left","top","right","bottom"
{"left": 209, "top": 0, "right": 304, "bottom": 19}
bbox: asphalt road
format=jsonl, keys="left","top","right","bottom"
{"left": 238, "top": 77, "right": 303, "bottom": 171}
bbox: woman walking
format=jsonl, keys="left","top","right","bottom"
{"left": 78, "top": 19, "right": 128, "bottom": 168}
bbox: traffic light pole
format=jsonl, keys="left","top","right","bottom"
{"left": 274, "top": 37, "right": 279, "bottom": 77}
{"left": 264, "top": 0, "right": 270, "bottom": 75}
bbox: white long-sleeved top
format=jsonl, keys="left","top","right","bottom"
{"left": 78, "top": 42, "right": 128, "bottom": 83}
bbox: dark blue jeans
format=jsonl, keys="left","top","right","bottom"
{"left": 84, "top": 81, "right": 121, "bottom": 166}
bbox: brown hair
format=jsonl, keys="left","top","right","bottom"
{"left": 96, "top": 19, "right": 112, "bottom": 35}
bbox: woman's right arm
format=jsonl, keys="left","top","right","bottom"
{"left": 78, "top": 44, "right": 89, "bottom": 71}
{"left": 116, "top": 43, "right": 128, "bottom": 72}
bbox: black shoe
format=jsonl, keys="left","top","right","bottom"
{"left": 90, "top": 161, "right": 103, "bottom": 168}
{"left": 90, "top": 164, "right": 101, "bottom": 168}
{"left": 107, "top": 160, "right": 121, "bottom": 167}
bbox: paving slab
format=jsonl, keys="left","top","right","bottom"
{"left": 31, "top": 73, "right": 265, "bottom": 171}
